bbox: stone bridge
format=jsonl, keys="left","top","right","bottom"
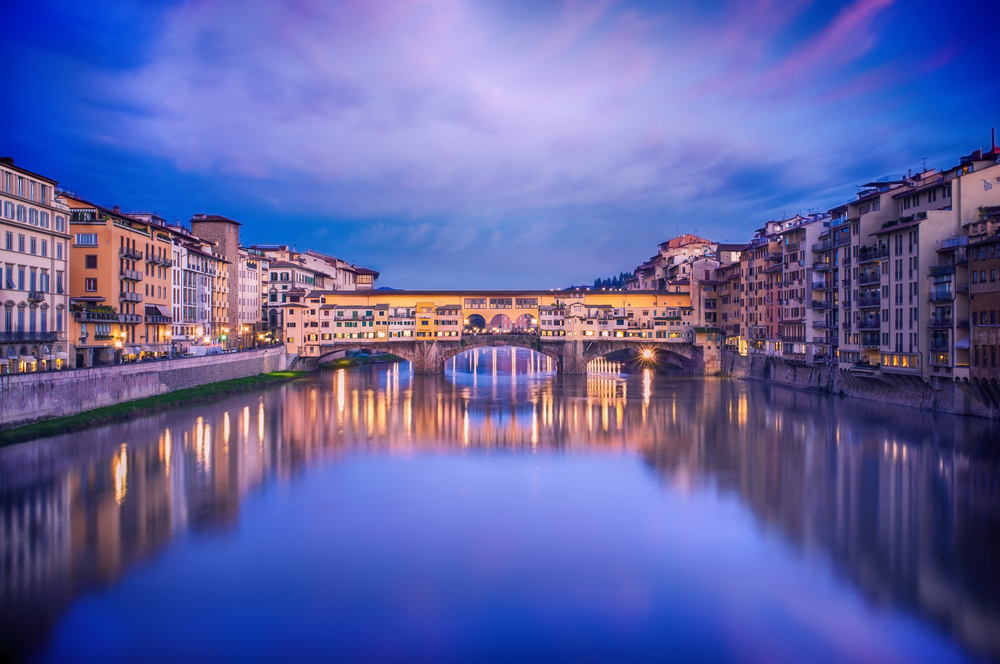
{"left": 311, "top": 334, "right": 704, "bottom": 374}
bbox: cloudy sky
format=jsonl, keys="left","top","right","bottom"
{"left": 2, "top": 0, "right": 996, "bottom": 288}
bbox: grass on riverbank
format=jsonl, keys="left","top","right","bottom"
{"left": 0, "top": 371, "right": 309, "bottom": 447}
{"left": 320, "top": 355, "right": 403, "bottom": 370}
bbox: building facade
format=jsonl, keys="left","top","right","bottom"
{"left": 0, "top": 158, "right": 72, "bottom": 371}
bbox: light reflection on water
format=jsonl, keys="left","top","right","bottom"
{"left": 0, "top": 348, "right": 998, "bottom": 662}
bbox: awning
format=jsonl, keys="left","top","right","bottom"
{"left": 56, "top": 352, "right": 69, "bottom": 360}
{"left": 0, "top": 359, "right": 9, "bottom": 365}
{"left": 44, "top": 354, "right": 55, "bottom": 361}
{"left": 19, "top": 355, "right": 34, "bottom": 363}
{"left": 954, "top": 336, "right": 970, "bottom": 350}
{"left": 140, "top": 345, "right": 151, "bottom": 352}
{"left": 154, "top": 304, "right": 172, "bottom": 318}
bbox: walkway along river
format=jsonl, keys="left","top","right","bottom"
{"left": 0, "top": 347, "right": 997, "bottom": 662}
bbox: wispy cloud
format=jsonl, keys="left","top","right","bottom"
{"left": 99, "top": 0, "right": 902, "bottom": 219}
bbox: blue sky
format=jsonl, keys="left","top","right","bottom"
{"left": 1, "top": 0, "right": 996, "bottom": 288}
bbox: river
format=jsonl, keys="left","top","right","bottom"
{"left": 1, "top": 347, "right": 998, "bottom": 663}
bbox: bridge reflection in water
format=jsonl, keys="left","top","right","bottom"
{"left": 0, "top": 349, "right": 998, "bottom": 660}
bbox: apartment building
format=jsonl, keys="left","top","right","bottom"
{"left": 165, "top": 225, "right": 229, "bottom": 351}
{"left": 123, "top": 212, "right": 174, "bottom": 351}
{"left": 969, "top": 231, "right": 1000, "bottom": 381}
{"left": 62, "top": 195, "right": 162, "bottom": 366}
{"left": 0, "top": 158, "right": 72, "bottom": 371}
{"left": 237, "top": 247, "right": 265, "bottom": 347}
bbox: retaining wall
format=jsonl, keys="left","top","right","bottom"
{"left": 0, "top": 348, "right": 287, "bottom": 430}
{"left": 723, "top": 351, "right": 998, "bottom": 419}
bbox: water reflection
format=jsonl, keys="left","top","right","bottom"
{"left": 0, "top": 350, "right": 998, "bottom": 661}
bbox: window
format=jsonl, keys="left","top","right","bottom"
{"left": 75, "top": 233, "right": 98, "bottom": 246}
{"left": 85, "top": 255, "right": 97, "bottom": 269}
{"left": 17, "top": 235, "right": 24, "bottom": 252}
{"left": 16, "top": 205, "right": 25, "bottom": 222}
{"left": 40, "top": 211, "right": 48, "bottom": 228}
{"left": 28, "top": 209, "right": 38, "bottom": 225}
{"left": 40, "top": 240, "right": 46, "bottom": 257}
{"left": 4, "top": 233, "right": 10, "bottom": 251}
{"left": 85, "top": 278, "right": 97, "bottom": 292}
{"left": 55, "top": 215, "right": 65, "bottom": 232}
{"left": 29, "top": 238, "right": 36, "bottom": 255}
{"left": 56, "top": 243, "right": 62, "bottom": 260}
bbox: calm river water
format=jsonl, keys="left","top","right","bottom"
{"left": 2, "top": 347, "right": 999, "bottom": 663}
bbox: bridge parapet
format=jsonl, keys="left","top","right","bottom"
{"left": 313, "top": 334, "right": 706, "bottom": 375}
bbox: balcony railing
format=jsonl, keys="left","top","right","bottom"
{"left": 811, "top": 282, "right": 829, "bottom": 290}
{"left": 812, "top": 321, "right": 832, "bottom": 329}
{"left": 810, "top": 300, "right": 831, "bottom": 310}
{"left": 120, "top": 268, "right": 143, "bottom": 281}
{"left": 834, "top": 236, "right": 851, "bottom": 247}
{"left": 857, "top": 295, "right": 880, "bottom": 308}
{"left": 928, "top": 317, "right": 953, "bottom": 328}
{"left": 0, "top": 331, "right": 58, "bottom": 342}
{"left": 811, "top": 241, "right": 832, "bottom": 252}
{"left": 842, "top": 278, "right": 851, "bottom": 288}
{"left": 119, "top": 291, "right": 143, "bottom": 303}
{"left": 858, "top": 247, "right": 889, "bottom": 263}
{"left": 145, "top": 314, "right": 172, "bottom": 324}
{"left": 146, "top": 254, "right": 171, "bottom": 266}
{"left": 858, "top": 319, "right": 881, "bottom": 330}
{"left": 858, "top": 272, "right": 881, "bottom": 286}
{"left": 929, "top": 342, "right": 950, "bottom": 352}
{"left": 812, "top": 262, "right": 831, "bottom": 272}
{"left": 27, "top": 290, "right": 45, "bottom": 302}
{"left": 119, "top": 313, "right": 143, "bottom": 324}
{"left": 119, "top": 247, "right": 144, "bottom": 260}
{"left": 928, "top": 291, "right": 954, "bottom": 302}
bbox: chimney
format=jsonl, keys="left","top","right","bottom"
{"left": 113, "top": 205, "right": 120, "bottom": 212}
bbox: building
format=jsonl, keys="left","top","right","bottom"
{"left": 164, "top": 225, "right": 229, "bottom": 352}
{"left": 61, "top": 195, "right": 169, "bottom": 366}
{"left": 237, "top": 247, "right": 265, "bottom": 348}
{"left": 969, "top": 230, "right": 1000, "bottom": 381}
{"left": 0, "top": 158, "right": 72, "bottom": 371}
{"left": 189, "top": 214, "right": 240, "bottom": 348}
{"left": 123, "top": 212, "right": 175, "bottom": 354}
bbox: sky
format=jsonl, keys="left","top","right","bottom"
{"left": 1, "top": 0, "right": 997, "bottom": 289}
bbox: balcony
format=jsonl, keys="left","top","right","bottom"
{"left": 940, "top": 236, "right": 968, "bottom": 250}
{"left": 858, "top": 319, "right": 881, "bottom": 330}
{"left": 928, "top": 291, "right": 954, "bottom": 302}
{"left": 812, "top": 321, "right": 832, "bottom": 329}
{"left": 957, "top": 318, "right": 969, "bottom": 328}
{"left": 146, "top": 254, "right": 171, "bottom": 266}
{"left": 766, "top": 252, "right": 783, "bottom": 261}
{"left": 119, "top": 313, "right": 142, "bottom": 324}
{"left": 27, "top": 290, "right": 45, "bottom": 302}
{"left": 811, "top": 282, "right": 829, "bottom": 291}
{"left": 120, "top": 268, "right": 143, "bottom": 281}
{"left": 811, "top": 241, "right": 832, "bottom": 252}
{"left": 929, "top": 341, "right": 950, "bottom": 352}
{"left": 812, "top": 262, "right": 831, "bottom": 272}
{"left": 928, "top": 317, "right": 953, "bottom": 328}
{"left": 810, "top": 300, "right": 831, "bottom": 310}
{"left": 0, "top": 331, "right": 58, "bottom": 342}
{"left": 842, "top": 321, "right": 852, "bottom": 330}
{"left": 857, "top": 295, "right": 880, "bottom": 308}
{"left": 119, "top": 247, "right": 144, "bottom": 260}
{"left": 119, "top": 291, "right": 143, "bottom": 303}
{"left": 858, "top": 247, "right": 889, "bottom": 263}
{"left": 834, "top": 236, "right": 851, "bottom": 247}
{"left": 858, "top": 272, "right": 881, "bottom": 286}
{"left": 145, "top": 314, "right": 172, "bottom": 324}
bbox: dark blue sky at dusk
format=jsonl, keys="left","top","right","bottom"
{"left": 2, "top": 0, "right": 997, "bottom": 288}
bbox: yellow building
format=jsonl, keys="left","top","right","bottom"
{"left": 61, "top": 195, "right": 171, "bottom": 366}
{"left": 281, "top": 289, "right": 693, "bottom": 360}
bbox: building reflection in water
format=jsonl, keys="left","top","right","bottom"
{"left": 0, "top": 347, "right": 999, "bottom": 660}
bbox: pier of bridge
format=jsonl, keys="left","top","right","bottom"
{"left": 311, "top": 334, "right": 705, "bottom": 374}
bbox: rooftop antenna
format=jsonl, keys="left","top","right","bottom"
{"left": 993, "top": 127, "right": 997, "bottom": 151}
{"left": 921, "top": 157, "right": 927, "bottom": 172}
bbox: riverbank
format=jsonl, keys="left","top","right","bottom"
{"left": 723, "top": 351, "right": 999, "bottom": 419}
{"left": 0, "top": 371, "right": 308, "bottom": 447}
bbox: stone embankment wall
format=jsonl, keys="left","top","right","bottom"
{"left": 0, "top": 348, "right": 286, "bottom": 430}
{"left": 723, "top": 351, "right": 998, "bottom": 419}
